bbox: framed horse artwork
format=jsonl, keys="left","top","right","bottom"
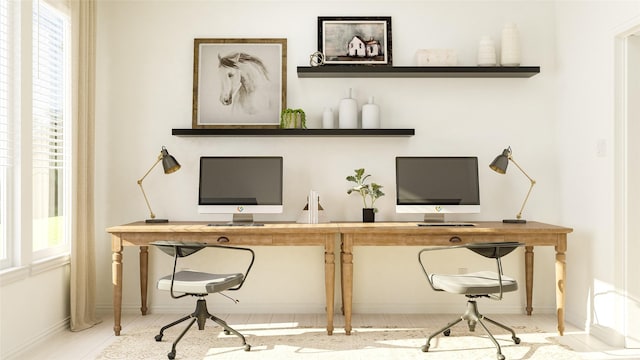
{"left": 192, "top": 38, "right": 287, "bottom": 128}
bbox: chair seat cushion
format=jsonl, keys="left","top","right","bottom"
{"left": 157, "top": 270, "right": 244, "bottom": 294}
{"left": 430, "top": 270, "right": 518, "bottom": 295}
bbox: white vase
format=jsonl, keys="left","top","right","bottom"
{"left": 322, "top": 108, "right": 334, "bottom": 129}
{"left": 501, "top": 23, "right": 521, "bottom": 66}
{"left": 338, "top": 88, "right": 358, "bottom": 129}
{"left": 361, "top": 96, "right": 380, "bottom": 129}
{"left": 477, "top": 36, "right": 497, "bottom": 66}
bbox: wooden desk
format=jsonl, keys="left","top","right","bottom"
{"left": 339, "top": 221, "right": 573, "bottom": 335}
{"left": 106, "top": 222, "right": 339, "bottom": 336}
{"left": 107, "top": 221, "right": 572, "bottom": 337}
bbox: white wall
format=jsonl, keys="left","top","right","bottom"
{"left": 555, "top": 0, "right": 640, "bottom": 345}
{"left": 95, "top": 0, "right": 563, "bottom": 318}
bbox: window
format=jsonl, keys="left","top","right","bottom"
{"left": 31, "top": 0, "right": 70, "bottom": 259}
{"left": 0, "top": 0, "right": 12, "bottom": 269}
{"left": 0, "top": 0, "right": 71, "bottom": 272}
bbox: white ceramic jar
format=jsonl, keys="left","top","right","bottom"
{"left": 477, "top": 36, "right": 497, "bottom": 66}
{"left": 322, "top": 108, "right": 334, "bottom": 129}
{"left": 338, "top": 88, "right": 358, "bottom": 129}
{"left": 501, "top": 23, "right": 521, "bottom": 66}
{"left": 361, "top": 96, "right": 380, "bottom": 129}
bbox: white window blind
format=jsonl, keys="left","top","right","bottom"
{"left": 0, "top": 0, "right": 11, "bottom": 266}
{"left": 31, "top": 0, "right": 69, "bottom": 254}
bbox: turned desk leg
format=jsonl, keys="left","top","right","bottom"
{"left": 341, "top": 235, "right": 353, "bottom": 335}
{"left": 525, "top": 246, "right": 534, "bottom": 316}
{"left": 111, "top": 235, "right": 123, "bottom": 336}
{"left": 139, "top": 246, "right": 149, "bottom": 315}
{"left": 556, "top": 238, "right": 567, "bottom": 336}
{"left": 324, "top": 238, "right": 335, "bottom": 335}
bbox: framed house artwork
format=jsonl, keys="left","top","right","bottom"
{"left": 192, "top": 38, "right": 287, "bottom": 128}
{"left": 317, "top": 16, "right": 392, "bottom": 66}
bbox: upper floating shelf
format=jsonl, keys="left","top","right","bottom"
{"left": 296, "top": 65, "right": 540, "bottom": 78}
{"left": 172, "top": 128, "right": 415, "bottom": 137}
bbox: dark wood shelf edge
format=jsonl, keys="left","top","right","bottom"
{"left": 296, "top": 65, "right": 540, "bottom": 78}
{"left": 172, "top": 128, "right": 415, "bottom": 136}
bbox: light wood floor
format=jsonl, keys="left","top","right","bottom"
{"left": 14, "top": 312, "right": 640, "bottom": 360}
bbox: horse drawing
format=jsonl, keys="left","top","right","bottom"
{"left": 218, "top": 52, "right": 272, "bottom": 115}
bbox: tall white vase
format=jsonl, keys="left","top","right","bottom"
{"left": 501, "top": 23, "right": 521, "bottom": 66}
{"left": 338, "top": 88, "right": 358, "bottom": 129}
{"left": 361, "top": 96, "right": 380, "bottom": 129}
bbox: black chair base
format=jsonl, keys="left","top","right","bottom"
{"left": 421, "top": 299, "right": 520, "bottom": 360}
{"left": 155, "top": 297, "right": 250, "bottom": 359}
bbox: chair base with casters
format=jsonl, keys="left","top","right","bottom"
{"left": 152, "top": 242, "right": 255, "bottom": 360}
{"left": 421, "top": 295, "right": 521, "bottom": 360}
{"left": 418, "top": 242, "right": 523, "bottom": 360}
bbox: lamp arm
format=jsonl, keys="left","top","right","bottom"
{"left": 137, "top": 156, "right": 162, "bottom": 220}
{"left": 509, "top": 157, "right": 537, "bottom": 220}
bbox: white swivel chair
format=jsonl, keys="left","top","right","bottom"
{"left": 418, "top": 242, "right": 523, "bottom": 360}
{"left": 152, "top": 241, "right": 255, "bottom": 360}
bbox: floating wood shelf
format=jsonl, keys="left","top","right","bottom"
{"left": 172, "top": 128, "right": 415, "bottom": 137}
{"left": 296, "top": 65, "right": 540, "bottom": 78}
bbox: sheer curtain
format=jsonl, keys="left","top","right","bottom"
{"left": 69, "top": 0, "right": 99, "bottom": 331}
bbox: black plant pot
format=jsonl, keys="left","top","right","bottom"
{"left": 362, "top": 208, "right": 375, "bottom": 223}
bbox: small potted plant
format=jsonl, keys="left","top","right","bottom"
{"left": 346, "top": 168, "right": 385, "bottom": 222}
{"left": 280, "top": 108, "right": 307, "bottom": 129}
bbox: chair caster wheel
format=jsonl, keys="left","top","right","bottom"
{"left": 513, "top": 336, "right": 521, "bottom": 344}
{"left": 167, "top": 350, "right": 176, "bottom": 360}
{"left": 224, "top": 330, "right": 231, "bottom": 335}
{"left": 497, "top": 354, "right": 505, "bottom": 360}
{"left": 443, "top": 329, "right": 451, "bottom": 336}
{"left": 244, "top": 344, "right": 251, "bottom": 351}
{"left": 154, "top": 334, "right": 163, "bottom": 342}
{"left": 421, "top": 344, "right": 430, "bottom": 352}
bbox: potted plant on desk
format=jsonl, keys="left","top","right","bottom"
{"left": 346, "top": 168, "right": 385, "bottom": 222}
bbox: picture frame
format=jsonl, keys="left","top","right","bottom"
{"left": 192, "top": 38, "right": 287, "bottom": 128}
{"left": 317, "top": 16, "right": 392, "bottom": 66}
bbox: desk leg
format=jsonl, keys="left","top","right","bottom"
{"left": 525, "top": 246, "right": 534, "bottom": 316}
{"left": 111, "top": 235, "right": 123, "bottom": 336}
{"left": 324, "top": 237, "right": 335, "bottom": 335}
{"left": 556, "top": 237, "right": 567, "bottom": 336}
{"left": 139, "top": 246, "right": 149, "bottom": 315}
{"left": 341, "top": 235, "right": 353, "bottom": 335}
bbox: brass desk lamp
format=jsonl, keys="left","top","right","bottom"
{"left": 490, "top": 146, "right": 536, "bottom": 223}
{"left": 137, "top": 146, "right": 180, "bottom": 223}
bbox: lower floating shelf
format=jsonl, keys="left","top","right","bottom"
{"left": 172, "top": 128, "right": 415, "bottom": 136}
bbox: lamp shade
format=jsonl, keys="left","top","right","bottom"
{"left": 161, "top": 146, "right": 181, "bottom": 174}
{"left": 489, "top": 148, "right": 511, "bottom": 174}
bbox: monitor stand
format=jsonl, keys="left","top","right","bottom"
{"left": 231, "top": 213, "right": 261, "bottom": 226}
{"left": 423, "top": 213, "right": 445, "bottom": 223}
{"left": 419, "top": 213, "right": 475, "bottom": 227}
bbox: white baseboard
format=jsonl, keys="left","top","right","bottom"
{"left": 3, "top": 317, "right": 69, "bottom": 360}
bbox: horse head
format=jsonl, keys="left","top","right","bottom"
{"left": 217, "top": 52, "right": 270, "bottom": 114}
{"left": 218, "top": 53, "right": 242, "bottom": 106}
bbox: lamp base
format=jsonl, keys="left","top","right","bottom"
{"left": 503, "top": 219, "right": 527, "bottom": 224}
{"left": 145, "top": 218, "right": 169, "bottom": 223}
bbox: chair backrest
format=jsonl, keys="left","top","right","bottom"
{"left": 466, "top": 242, "right": 521, "bottom": 259}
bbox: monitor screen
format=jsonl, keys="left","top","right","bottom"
{"left": 395, "top": 157, "right": 480, "bottom": 220}
{"left": 198, "top": 157, "right": 283, "bottom": 221}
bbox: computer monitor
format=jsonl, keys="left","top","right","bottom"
{"left": 198, "top": 156, "right": 283, "bottom": 224}
{"left": 395, "top": 156, "right": 480, "bottom": 222}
